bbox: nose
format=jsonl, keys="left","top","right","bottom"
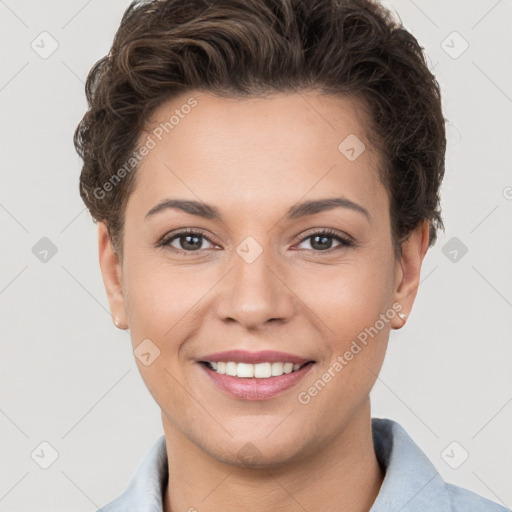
{"left": 215, "top": 246, "right": 296, "bottom": 330}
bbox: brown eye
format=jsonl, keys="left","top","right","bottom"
{"left": 160, "top": 229, "right": 216, "bottom": 253}
{"left": 296, "top": 229, "right": 353, "bottom": 252}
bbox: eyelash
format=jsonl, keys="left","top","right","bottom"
{"left": 157, "top": 228, "right": 355, "bottom": 255}
{"left": 296, "top": 228, "right": 355, "bottom": 252}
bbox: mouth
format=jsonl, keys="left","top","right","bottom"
{"left": 196, "top": 350, "right": 316, "bottom": 400}
{"left": 199, "top": 360, "right": 314, "bottom": 378}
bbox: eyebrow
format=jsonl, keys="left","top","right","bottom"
{"left": 286, "top": 197, "right": 371, "bottom": 221}
{"left": 145, "top": 196, "right": 371, "bottom": 222}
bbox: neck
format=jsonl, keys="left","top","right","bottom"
{"left": 162, "top": 400, "right": 383, "bottom": 512}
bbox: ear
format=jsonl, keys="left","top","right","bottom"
{"left": 98, "top": 222, "right": 128, "bottom": 329}
{"left": 391, "top": 220, "right": 430, "bottom": 329}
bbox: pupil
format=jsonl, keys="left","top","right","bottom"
{"left": 182, "top": 235, "right": 201, "bottom": 250}
{"left": 311, "top": 235, "right": 332, "bottom": 250}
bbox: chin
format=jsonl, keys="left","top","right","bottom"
{"left": 196, "top": 426, "right": 313, "bottom": 469}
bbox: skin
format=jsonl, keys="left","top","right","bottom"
{"left": 98, "top": 90, "right": 430, "bottom": 512}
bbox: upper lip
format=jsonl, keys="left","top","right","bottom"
{"left": 199, "top": 350, "right": 314, "bottom": 365}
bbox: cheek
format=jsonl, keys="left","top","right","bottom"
{"left": 291, "top": 252, "right": 395, "bottom": 410}
{"left": 294, "top": 254, "right": 396, "bottom": 342}
{"left": 122, "top": 242, "right": 397, "bottom": 349}
{"left": 291, "top": 258, "right": 394, "bottom": 433}
{"left": 123, "top": 274, "right": 167, "bottom": 338}
{"left": 121, "top": 260, "right": 222, "bottom": 399}
{"left": 121, "top": 265, "right": 199, "bottom": 412}
{"left": 122, "top": 257, "right": 202, "bottom": 337}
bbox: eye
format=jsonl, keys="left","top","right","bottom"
{"left": 295, "top": 229, "right": 354, "bottom": 252}
{"left": 158, "top": 229, "right": 216, "bottom": 254}
{"left": 157, "top": 228, "right": 355, "bottom": 255}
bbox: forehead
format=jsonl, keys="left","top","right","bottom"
{"left": 128, "top": 90, "right": 387, "bottom": 218}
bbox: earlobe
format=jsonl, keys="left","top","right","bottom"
{"left": 97, "top": 222, "right": 128, "bottom": 330}
{"left": 391, "top": 220, "right": 430, "bottom": 330}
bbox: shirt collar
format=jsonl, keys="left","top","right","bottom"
{"left": 369, "top": 417, "right": 451, "bottom": 511}
{"left": 103, "top": 433, "right": 168, "bottom": 512}
{"left": 98, "top": 418, "right": 499, "bottom": 512}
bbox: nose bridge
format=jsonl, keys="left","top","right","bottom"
{"left": 216, "top": 236, "right": 295, "bottom": 328}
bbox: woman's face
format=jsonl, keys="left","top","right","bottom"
{"left": 99, "top": 90, "right": 428, "bottom": 466}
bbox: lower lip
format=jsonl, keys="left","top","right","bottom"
{"left": 197, "top": 362, "right": 315, "bottom": 401}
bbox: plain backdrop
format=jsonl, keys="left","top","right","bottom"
{"left": 1, "top": 0, "right": 511, "bottom": 510}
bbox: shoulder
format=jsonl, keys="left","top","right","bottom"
{"left": 95, "top": 434, "right": 168, "bottom": 512}
{"left": 445, "top": 482, "right": 510, "bottom": 512}
{"left": 370, "top": 418, "right": 509, "bottom": 512}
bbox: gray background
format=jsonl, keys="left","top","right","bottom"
{"left": 1, "top": 0, "right": 511, "bottom": 510}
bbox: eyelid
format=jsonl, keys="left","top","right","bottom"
{"left": 157, "top": 228, "right": 218, "bottom": 252}
{"left": 296, "top": 227, "right": 354, "bottom": 246}
{"left": 158, "top": 227, "right": 355, "bottom": 254}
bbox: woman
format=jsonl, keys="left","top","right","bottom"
{"left": 74, "top": 0, "right": 508, "bottom": 510}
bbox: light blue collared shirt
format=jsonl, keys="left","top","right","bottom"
{"left": 97, "top": 418, "right": 509, "bottom": 511}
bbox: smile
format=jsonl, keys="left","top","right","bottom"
{"left": 202, "top": 361, "right": 309, "bottom": 378}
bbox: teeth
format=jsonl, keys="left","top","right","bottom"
{"left": 226, "top": 362, "right": 238, "bottom": 376}
{"left": 207, "top": 361, "right": 305, "bottom": 378}
{"left": 237, "top": 363, "right": 254, "bottom": 378}
{"left": 255, "top": 363, "right": 273, "bottom": 378}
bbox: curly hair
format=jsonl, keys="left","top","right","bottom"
{"left": 74, "top": 0, "right": 446, "bottom": 256}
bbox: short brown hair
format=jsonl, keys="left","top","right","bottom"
{"left": 74, "top": 0, "right": 446, "bottom": 255}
